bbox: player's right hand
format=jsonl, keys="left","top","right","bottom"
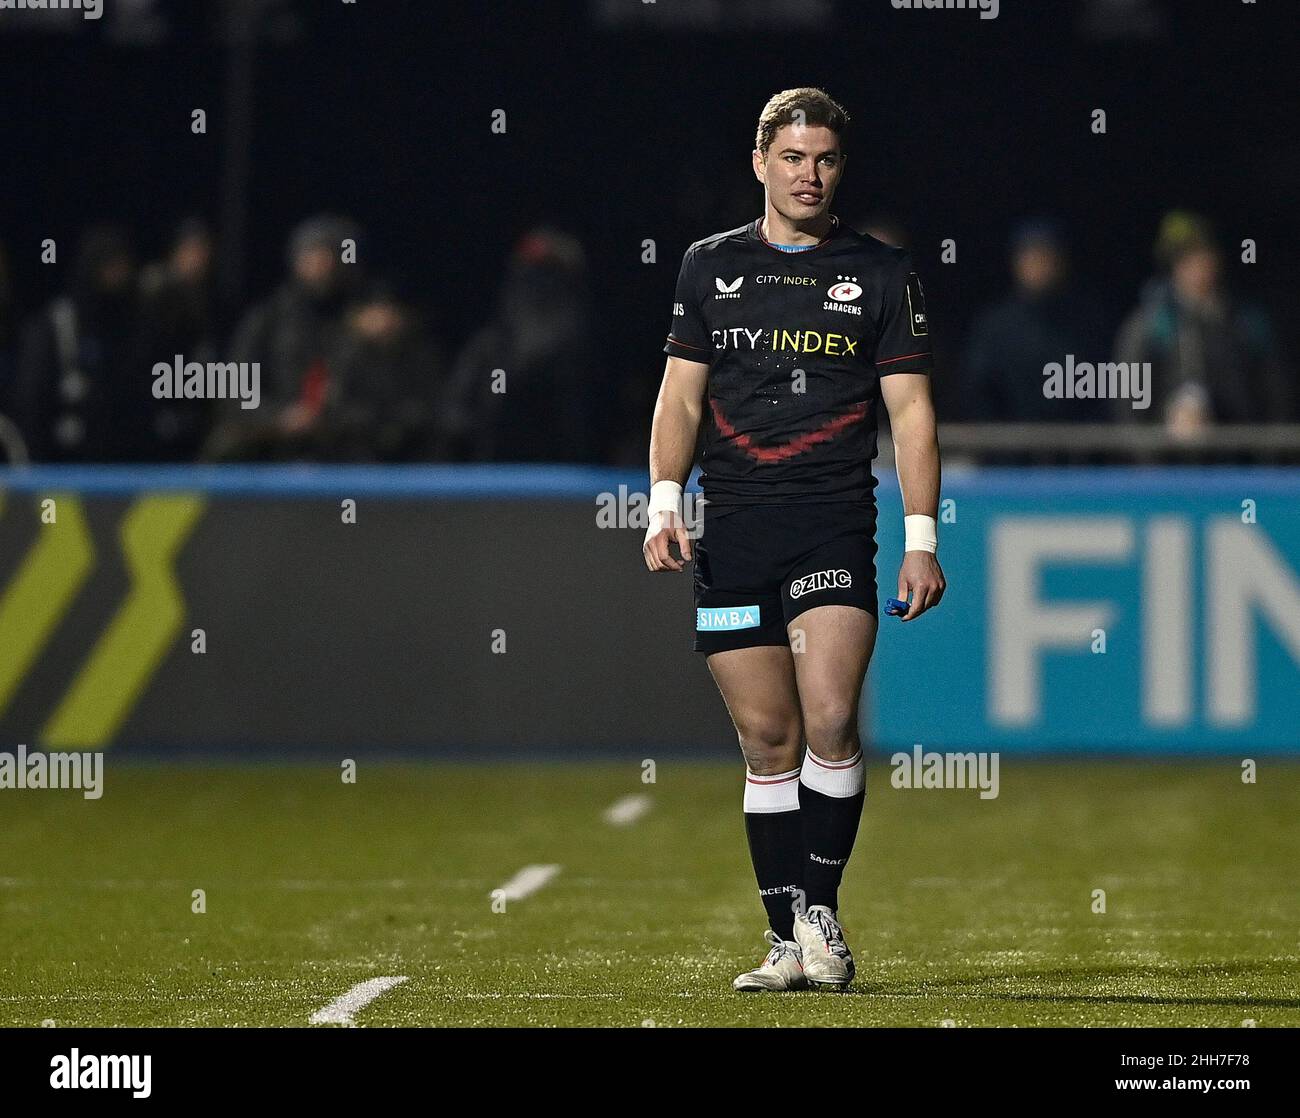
{"left": 643, "top": 510, "right": 693, "bottom": 572}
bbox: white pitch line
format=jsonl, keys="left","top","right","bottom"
{"left": 493, "top": 864, "right": 561, "bottom": 901}
{"left": 310, "top": 976, "right": 408, "bottom": 1026}
{"left": 603, "top": 794, "right": 652, "bottom": 826}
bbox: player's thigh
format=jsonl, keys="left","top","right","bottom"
{"left": 706, "top": 644, "right": 803, "bottom": 774}
{"left": 787, "top": 605, "right": 877, "bottom": 754}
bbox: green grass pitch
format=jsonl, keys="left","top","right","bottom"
{"left": 2, "top": 760, "right": 1297, "bottom": 1027}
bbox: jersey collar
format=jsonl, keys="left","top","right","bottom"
{"left": 752, "top": 213, "right": 840, "bottom": 255}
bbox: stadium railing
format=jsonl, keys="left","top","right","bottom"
{"left": 881, "top": 424, "right": 1300, "bottom": 466}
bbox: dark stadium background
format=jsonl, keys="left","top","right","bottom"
{"left": 3, "top": 0, "right": 1296, "bottom": 431}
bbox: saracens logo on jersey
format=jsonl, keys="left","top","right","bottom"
{"left": 827, "top": 276, "right": 862, "bottom": 302}
{"left": 824, "top": 274, "right": 863, "bottom": 317}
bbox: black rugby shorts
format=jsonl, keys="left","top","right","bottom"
{"left": 691, "top": 502, "right": 879, "bottom": 654}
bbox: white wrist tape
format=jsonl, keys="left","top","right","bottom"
{"left": 904, "top": 514, "right": 938, "bottom": 554}
{"left": 647, "top": 480, "right": 683, "bottom": 521}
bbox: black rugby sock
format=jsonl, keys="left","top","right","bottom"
{"left": 798, "top": 750, "right": 866, "bottom": 913}
{"left": 742, "top": 768, "right": 804, "bottom": 941}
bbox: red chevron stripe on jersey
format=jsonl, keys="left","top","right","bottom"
{"left": 710, "top": 398, "right": 869, "bottom": 464}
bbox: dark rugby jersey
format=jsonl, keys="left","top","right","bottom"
{"left": 663, "top": 215, "right": 932, "bottom": 504}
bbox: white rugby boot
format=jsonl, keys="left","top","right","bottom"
{"left": 732, "top": 929, "right": 808, "bottom": 992}
{"left": 793, "top": 904, "right": 855, "bottom": 988}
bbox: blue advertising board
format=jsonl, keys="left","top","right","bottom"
{"left": 871, "top": 469, "right": 1300, "bottom": 753}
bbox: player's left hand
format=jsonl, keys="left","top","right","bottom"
{"left": 897, "top": 551, "right": 946, "bottom": 622}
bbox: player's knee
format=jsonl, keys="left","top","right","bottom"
{"left": 802, "top": 701, "right": 860, "bottom": 761}
{"left": 735, "top": 716, "right": 802, "bottom": 773}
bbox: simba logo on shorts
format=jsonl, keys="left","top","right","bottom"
{"left": 697, "top": 606, "right": 761, "bottom": 631}
{"left": 789, "top": 569, "right": 852, "bottom": 599}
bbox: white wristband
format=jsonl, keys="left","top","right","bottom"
{"left": 647, "top": 480, "right": 683, "bottom": 521}
{"left": 904, "top": 514, "right": 937, "bottom": 554}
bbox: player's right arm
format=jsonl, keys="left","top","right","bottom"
{"left": 643, "top": 354, "right": 708, "bottom": 572}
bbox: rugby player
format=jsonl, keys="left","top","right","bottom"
{"left": 643, "top": 88, "right": 946, "bottom": 991}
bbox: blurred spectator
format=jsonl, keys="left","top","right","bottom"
{"left": 136, "top": 218, "right": 219, "bottom": 460}
{"left": 442, "top": 226, "right": 599, "bottom": 462}
{"left": 300, "top": 282, "right": 446, "bottom": 461}
{"left": 16, "top": 226, "right": 150, "bottom": 461}
{"left": 205, "top": 213, "right": 362, "bottom": 460}
{"left": 961, "top": 218, "right": 1112, "bottom": 421}
{"left": 1115, "top": 211, "right": 1292, "bottom": 432}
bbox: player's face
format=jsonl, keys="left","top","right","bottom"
{"left": 753, "top": 123, "right": 844, "bottom": 221}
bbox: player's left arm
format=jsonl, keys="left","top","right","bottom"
{"left": 880, "top": 372, "right": 946, "bottom": 622}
